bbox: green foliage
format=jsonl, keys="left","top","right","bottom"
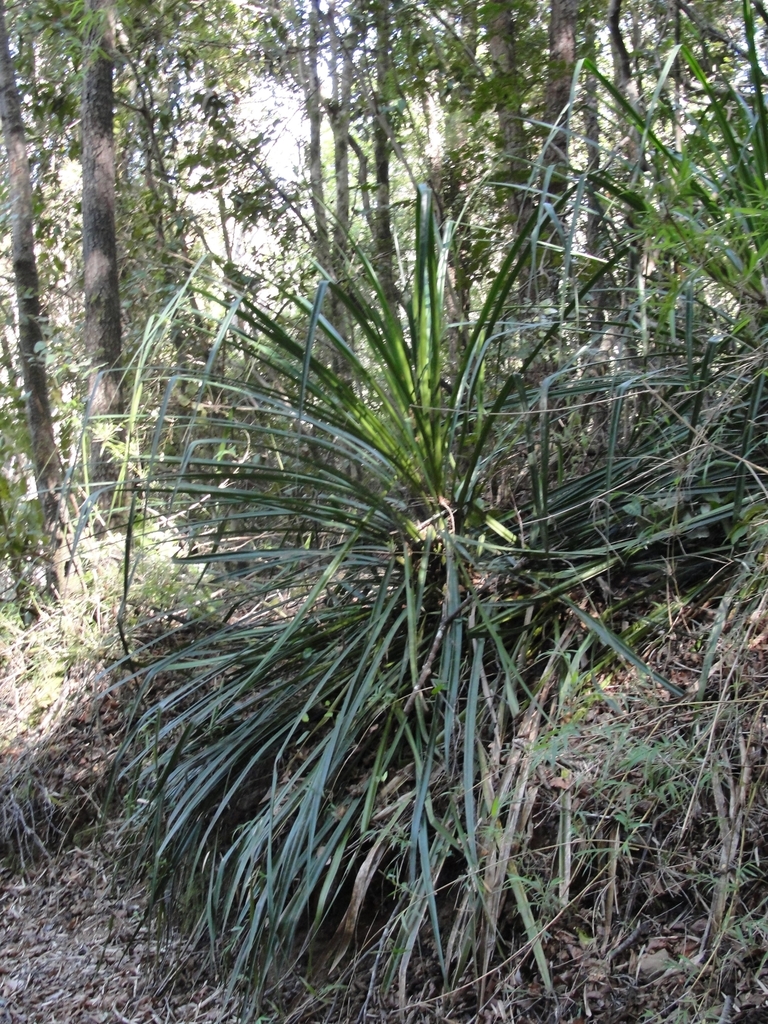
{"left": 589, "top": 0, "right": 768, "bottom": 311}
{"left": 0, "top": 383, "right": 47, "bottom": 600}
{"left": 57, "top": 5, "right": 768, "bottom": 1015}
{"left": 112, "top": 154, "right": 768, "bottom": 1011}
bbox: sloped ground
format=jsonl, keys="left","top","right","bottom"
{"left": 2, "top": 602, "right": 768, "bottom": 1024}
{"left": 0, "top": 612, "right": 237, "bottom": 1024}
{"left": 0, "top": 844, "right": 236, "bottom": 1024}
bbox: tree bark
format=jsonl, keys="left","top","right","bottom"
{"left": 82, "top": 0, "right": 123, "bottom": 489}
{"left": 326, "top": 3, "right": 353, "bottom": 345}
{"left": 584, "top": 13, "right": 601, "bottom": 254}
{"left": 608, "top": 0, "right": 644, "bottom": 176}
{"left": 608, "top": 0, "right": 639, "bottom": 109}
{"left": 584, "top": 14, "right": 608, "bottom": 336}
{"left": 545, "top": 0, "right": 577, "bottom": 164}
{"left": 372, "top": 0, "right": 397, "bottom": 308}
{"left": 487, "top": 2, "right": 529, "bottom": 220}
{"left": 302, "top": 0, "right": 331, "bottom": 275}
{"left": 0, "top": 0, "right": 62, "bottom": 538}
{"left": 327, "top": 4, "right": 351, "bottom": 262}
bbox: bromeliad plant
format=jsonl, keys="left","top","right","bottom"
{"left": 115, "top": 175, "right": 767, "bottom": 1014}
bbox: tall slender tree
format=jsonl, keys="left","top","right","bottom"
{"left": 82, "top": 0, "right": 122, "bottom": 490}
{"left": 608, "top": 0, "right": 640, "bottom": 113}
{"left": 372, "top": 0, "right": 397, "bottom": 306}
{"left": 323, "top": 3, "right": 355, "bottom": 349}
{"left": 486, "top": 2, "right": 531, "bottom": 221}
{"left": 545, "top": 0, "right": 577, "bottom": 165}
{"left": 301, "top": 0, "right": 331, "bottom": 276}
{"left": 0, "top": 0, "right": 62, "bottom": 545}
{"left": 326, "top": 6, "right": 352, "bottom": 277}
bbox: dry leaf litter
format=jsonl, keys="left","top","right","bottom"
{"left": 2, "top": 604, "right": 768, "bottom": 1022}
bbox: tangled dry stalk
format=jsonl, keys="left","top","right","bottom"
{"left": 2, "top": 590, "right": 768, "bottom": 1023}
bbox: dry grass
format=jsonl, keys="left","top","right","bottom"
{"left": 0, "top": 597, "right": 238, "bottom": 1024}
{"left": 2, "top": 584, "right": 768, "bottom": 1024}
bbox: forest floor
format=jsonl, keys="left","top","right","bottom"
{"left": 2, "top": 604, "right": 768, "bottom": 1024}
{"left": 0, "top": 634, "right": 239, "bottom": 1024}
{"left": 0, "top": 842, "right": 237, "bottom": 1024}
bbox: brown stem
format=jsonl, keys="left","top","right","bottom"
{"left": 0, "top": 0, "right": 62, "bottom": 550}
{"left": 82, "top": 0, "right": 123, "bottom": 492}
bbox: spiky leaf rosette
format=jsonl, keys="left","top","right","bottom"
{"left": 115, "top": 182, "right": 767, "bottom": 1013}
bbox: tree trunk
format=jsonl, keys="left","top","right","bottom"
{"left": 487, "top": 3, "right": 529, "bottom": 221}
{"left": 82, "top": 0, "right": 122, "bottom": 490}
{"left": 608, "top": 0, "right": 640, "bottom": 112}
{"left": 545, "top": 0, "right": 577, "bottom": 165}
{"left": 670, "top": 0, "right": 683, "bottom": 151}
{"left": 584, "top": 13, "right": 601, "bottom": 255}
{"left": 327, "top": 3, "right": 353, "bottom": 346}
{"left": 584, "top": 14, "right": 608, "bottom": 338}
{"left": 328, "top": 4, "right": 351, "bottom": 265}
{"left": 372, "top": 0, "right": 397, "bottom": 308}
{"left": 302, "top": 0, "right": 331, "bottom": 275}
{"left": 0, "top": 0, "right": 62, "bottom": 540}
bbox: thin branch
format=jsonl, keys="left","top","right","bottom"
{"left": 677, "top": 0, "right": 748, "bottom": 60}
{"left": 348, "top": 133, "right": 374, "bottom": 233}
{"left": 754, "top": 0, "right": 768, "bottom": 29}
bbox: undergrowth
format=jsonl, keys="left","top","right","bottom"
{"left": 4, "top": 6, "right": 768, "bottom": 1020}
{"left": 107, "top": 173, "right": 768, "bottom": 1020}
